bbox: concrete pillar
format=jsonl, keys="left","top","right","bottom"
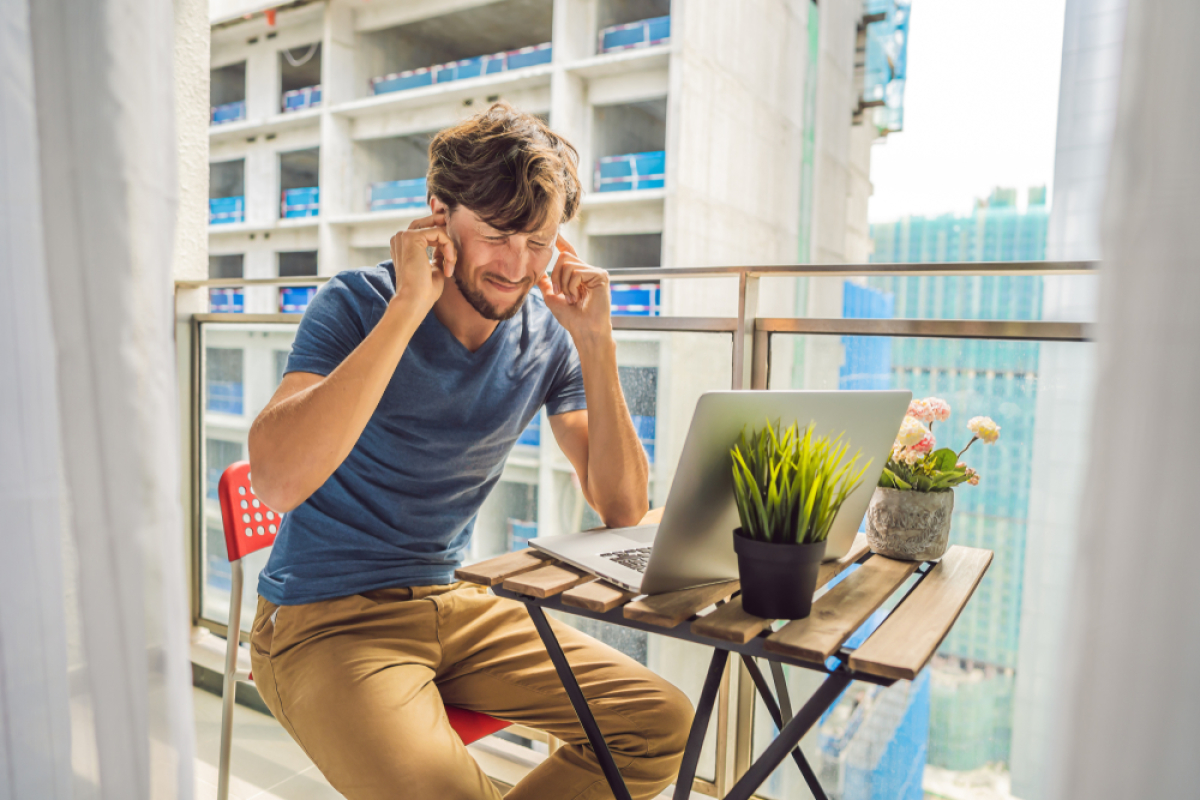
{"left": 175, "top": 0, "right": 211, "bottom": 627}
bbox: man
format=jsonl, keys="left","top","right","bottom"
{"left": 246, "top": 102, "right": 693, "bottom": 800}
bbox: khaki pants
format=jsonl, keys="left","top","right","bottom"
{"left": 249, "top": 580, "right": 694, "bottom": 800}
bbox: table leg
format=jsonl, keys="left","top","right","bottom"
{"left": 741, "top": 656, "right": 831, "bottom": 800}
{"left": 768, "top": 660, "right": 793, "bottom": 723}
{"left": 724, "top": 671, "right": 852, "bottom": 800}
{"left": 672, "top": 648, "right": 729, "bottom": 800}
{"left": 524, "top": 603, "right": 634, "bottom": 800}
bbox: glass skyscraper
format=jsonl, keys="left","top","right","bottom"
{"left": 858, "top": 187, "right": 1050, "bottom": 770}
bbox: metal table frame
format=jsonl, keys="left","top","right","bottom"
{"left": 492, "top": 554, "right": 934, "bottom": 800}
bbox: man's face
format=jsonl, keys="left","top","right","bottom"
{"left": 441, "top": 204, "right": 559, "bottom": 321}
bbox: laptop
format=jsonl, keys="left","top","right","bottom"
{"left": 528, "top": 389, "right": 911, "bottom": 595}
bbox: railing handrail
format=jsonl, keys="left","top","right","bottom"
{"left": 175, "top": 259, "right": 1097, "bottom": 289}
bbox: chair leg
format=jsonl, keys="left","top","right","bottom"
{"left": 217, "top": 669, "right": 237, "bottom": 800}
{"left": 217, "top": 560, "right": 244, "bottom": 800}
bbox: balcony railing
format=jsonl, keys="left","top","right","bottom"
{"left": 369, "top": 43, "right": 553, "bottom": 96}
{"left": 610, "top": 281, "right": 661, "bottom": 316}
{"left": 278, "top": 286, "right": 316, "bottom": 313}
{"left": 209, "top": 288, "right": 244, "bottom": 313}
{"left": 598, "top": 15, "right": 671, "bottom": 54}
{"left": 595, "top": 151, "right": 666, "bottom": 193}
{"left": 177, "top": 259, "right": 1096, "bottom": 798}
{"left": 282, "top": 85, "right": 321, "bottom": 112}
{"left": 210, "top": 100, "right": 246, "bottom": 125}
{"left": 208, "top": 196, "right": 245, "bottom": 225}
{"left": 369, "top": 178, "right": 427, "bottom": 212}
{"left": 281, "top": 187, "right": 319, "bottom": 219}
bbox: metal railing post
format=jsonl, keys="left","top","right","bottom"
{"left": 732, "top": 273, "right": 760, "bottom": 390}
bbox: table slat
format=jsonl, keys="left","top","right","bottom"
{"left": 562, "top": 581, "right": 638, "bottom": 613}
{"left": 818, "top": 533, "right": 871, "bottom": 590}
{"left": 502, "top": 562, "right": 597, "bottom": 598}
{"left": 764, "top": 556, "right": 920, "bottom": 663}
{"left": 687, "top": 534, "right": 880, "bottom": 646}
{"left": 455, "top": 549, "right": 551, "bottom": 586}
{"left": 848, "top": 546, "right": 993, "bottom": 680}
{"left": 624, "top": 580, "right": 741, "bottom": 628}
{"left": 691, "top": 596, "right": 771, "bottom": 644}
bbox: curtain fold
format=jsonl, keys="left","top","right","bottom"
{"left": 1054, "top": 0, "right": 1200, "bottom": 797}
{"left": 0, "top": 2, "right": 74, "bottom": 798}
{"left": 1, "top": 0, "right": 194, "bottom": 797}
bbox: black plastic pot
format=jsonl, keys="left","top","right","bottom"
{"left": 732, "top": 529, "right": 827, "bottom": 620}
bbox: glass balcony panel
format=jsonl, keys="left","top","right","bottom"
{"left": 470, "top": 329, "right": 731, "bottom": 782}
{"left": 198, "top": 320, "right": 731, "bottom": 779}
{"left": 761, "top": 331, "right": 1095, "bottom": 797}
{"left": 199, "top": 322, "right": 300, "bottom": 630}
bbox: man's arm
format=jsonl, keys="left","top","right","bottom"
{"left": 542, "top": 236, "right": 650, "bottom": 528}
{"left": 248, "top": 213, "right": 457, "bottom": 512}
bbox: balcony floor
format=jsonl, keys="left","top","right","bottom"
{"left": 192, "top": 685, "right": 339, "bottom": 800}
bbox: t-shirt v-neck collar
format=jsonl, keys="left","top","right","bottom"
{"left": 425, "top": 306, "right": 514, "bottom": 360}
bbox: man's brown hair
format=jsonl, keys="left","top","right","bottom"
{"left": 427, "top": 101, "right": 581, "bottom": 234}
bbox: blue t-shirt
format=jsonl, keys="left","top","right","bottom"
{"left": 257, "top": 262, "right": 587, "bottom": 605}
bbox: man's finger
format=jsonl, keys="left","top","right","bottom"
{"left": 550, "top": 252, "right": 566, "bottom": 295}
{"left": 555, "top": 232, "right": 579, "bottom": 257}
{"left": 407, "top": 209, "right": 447, "bottom": 231}
{"left": 537, "top": 272, "right": 556, "bottom": 297}
{"left": 555, "top": 258, "right": 578, "bottom": 300}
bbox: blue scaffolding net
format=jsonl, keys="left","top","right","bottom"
{"left": 863, "top": 0, "right": 911, "bottom": 135}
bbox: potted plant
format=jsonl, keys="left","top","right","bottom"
{"left": 730, "top": 419, "right": 870, "bottom": 619}
{"left": 868, "top": 397, "right": 1001, "bottom": 561}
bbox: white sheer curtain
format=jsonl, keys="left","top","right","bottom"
{"left": 1053, "top": 0, "right": 1200, "bottom": 797}
{"left": 0, "top": 0, "right": 194, "bottom": 798}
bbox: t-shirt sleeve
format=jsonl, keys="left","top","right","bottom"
{"left": 285, "top": 273, "right": 374, "bottom": 377}
{"left": 544, "top": 334, "right": 588, "bottom": 416}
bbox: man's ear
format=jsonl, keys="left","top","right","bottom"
{"left": 429, "top": 196, "right": 448, "bottom": 216}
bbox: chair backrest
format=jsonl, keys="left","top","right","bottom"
{"left": 218, "top": 461, "right": 280, "bottom": 562}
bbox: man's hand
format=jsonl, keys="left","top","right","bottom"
{"left": 389, "top": 210, "right": 458, "bottom": 311}
{"left": 537, "top": 234, "right": 612, "bottom": 341}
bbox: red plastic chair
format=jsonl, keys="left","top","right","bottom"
{"left": 215, "top": 461, "right": 510, "bottom": 800}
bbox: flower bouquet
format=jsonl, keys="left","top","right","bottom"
{"left": 867, "top": 397, "right": 1001, "bottom": 560}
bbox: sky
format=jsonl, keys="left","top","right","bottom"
{"left": 867, "top": 0, "right": 1067, "bottom": 222}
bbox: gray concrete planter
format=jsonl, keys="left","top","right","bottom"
{"left": 865, "top": 487, "right": 954, "bottom": 561}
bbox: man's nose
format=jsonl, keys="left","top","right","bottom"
{"left": 496, "top": 244, "right": 534, "bottom": 281}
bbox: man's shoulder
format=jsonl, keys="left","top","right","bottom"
{"left": 327, "top": 261, "right": 397, "bottom": 302}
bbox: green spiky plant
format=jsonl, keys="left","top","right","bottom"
{"left": 730, "top": 419, "right": 872, "bottom": 545}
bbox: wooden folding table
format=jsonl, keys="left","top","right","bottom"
{"left": 455, "top": 532, "right": 992, "bottom": 800}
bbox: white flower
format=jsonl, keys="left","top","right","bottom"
{"left": 896, "top": 415, "right": 928, "bottom": 447}
{"left": 967, "top": 416, "right": 1001, "bottom": 444}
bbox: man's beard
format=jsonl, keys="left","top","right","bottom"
{"left": 453, "top": 269, "right": 532, "bottom": 321}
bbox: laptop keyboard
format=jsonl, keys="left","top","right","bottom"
{"left": 600, "top": 546, "right": 653, "bottom": 573}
